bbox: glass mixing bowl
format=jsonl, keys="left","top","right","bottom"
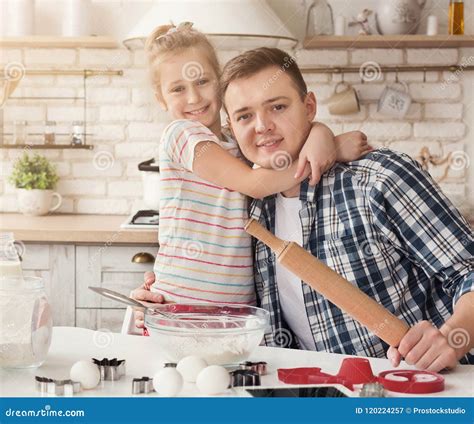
{"left": 145, "top": 303, "right": 269, "bottom": 365}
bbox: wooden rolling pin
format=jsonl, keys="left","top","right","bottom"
{"left": 245, "top": 219, "right": 409, "bottom": 347}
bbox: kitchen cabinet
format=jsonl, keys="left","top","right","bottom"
{"left": 22, "top": 243, "right": 76, "bottom": 327}
{"left": 22, "top": 243, "right": 157, "bottom": 332}
{"left": 76, "top": 245, "right": 157, "bottom": 332}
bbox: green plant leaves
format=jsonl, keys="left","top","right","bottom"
{"left": 9, "top": 153, "right": 59, "bottom": 190}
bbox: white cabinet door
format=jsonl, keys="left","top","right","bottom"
{"left": 76, "top": 245, "right": 158, "bottom": 332}
{"left": 22, "top": 244, "right": 75, "bottom": 327}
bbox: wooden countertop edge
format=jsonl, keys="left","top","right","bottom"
{"left": 0, "top": 213, "right": 158, "bottom": 245}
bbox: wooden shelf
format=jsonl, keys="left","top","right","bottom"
{"left": 0, "top": 144, "right": 94, "bottom": 150}
{"left": 303, "top": 35, "right": 474, "bottom": 49}
{"left": 0, "top": 36, "right": 118, "bottom": 49}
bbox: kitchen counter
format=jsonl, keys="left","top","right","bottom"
{"left": 0, "top": 214, "right": 158, "bottom": 244}
{"left": 1, "top": 327, "right": 472, "bottom": 398}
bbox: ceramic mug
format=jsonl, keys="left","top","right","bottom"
{"left": 377, "top": 82, "right": 412, "bottom": 118}
{"left": 326, "top": 82, "right": 361, "bottom": 115}
{"left": 17, "top": 189, "right": 62, "bottom": 216}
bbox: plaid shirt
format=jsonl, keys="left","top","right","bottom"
{"left": 250, "top": 149, "right": 474, "bottom": 363}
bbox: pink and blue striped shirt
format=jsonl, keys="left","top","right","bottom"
{"left": 153, "top": 119, "right": 256, "bottom": 305}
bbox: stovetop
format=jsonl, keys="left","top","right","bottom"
{"left": 120, "top": 210, "right": 159, "bottom": 230}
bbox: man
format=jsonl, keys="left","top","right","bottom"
{"left": 133, "top": 48, "right": 474, "bottom": 372}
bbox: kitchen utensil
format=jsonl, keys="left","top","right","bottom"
{"left": 138, "top": 159, "right": 161, "bottom": 210}
{"left": 0, "top": 276, "right": 52, "bottom": 369}
{"left": 239, "top": 361, "right": 267, "bottom": 376}
{"left": 17, "top": 189, "right": 62, "bottom": 216}
{"left": 230, "top": 369, "right": 261, "bottom": 388}
{"left": 7, "top": 0, "right": 35, "bottom": 36}
{"left": 426, "top": 15, "right": 438, "bottom": 36}
{"left": 360, "top": 382, "right": 385, "bottom": 397}
{"left": 325, "top": 82, "right": 360, "bottom": 116}
{"left": 306, "top": 0, "right": 334, "bottom": 37}
{"left": 449, "top": 0, "right": 464, "bottom": 35}
{"left": 62, "top": 0, "right": 91, "bottom": 37}
{"left": 71, "top": 121, "right": 85, "bottom": 145}
{"left": 13, "top": 121, "right": 27, "bottom": 144}
{"left": 278, "top": 358, "right": 445, "bottom": 394}
{"left": 132, "top": 376, "right": 155, "bottom": 394}
{"left": 334, "top": 15, "right": 345, "bottom": 36}
{"left": 92, "top": 358, "right": 126, "bottom": 381}
{"left": 244, "top": 219, "right": 409, "bottom": 347}
{"left": 375, "top": 0, "right": 426, "bottom": 35}
{"left": 145, "top": 303, "right": 269, "bottom": 365}
{"left": 378, "top": 370, "right": 444, "bottom": 394}
{"left": 377, "top": 82, "right": 412, "bottom": 118}
{"left": 88, "top": 286, "right": 176, "bottom": 321}
{"left": 35, "top": 376, "right": 81, "bottom": 396}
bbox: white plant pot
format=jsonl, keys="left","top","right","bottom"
{"left": 17, "top": 189, "right": 62, "bottom": 216}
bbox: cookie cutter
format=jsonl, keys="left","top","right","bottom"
{"left": 35, "top": 376, "right": 81, "bottom": 396}
{"left": 278, "top": 357, "right": 445, "bottom": 394}
{"left": 239, "top": 361, "right": 267, "bottom": 376}
{"left": 230, "top": 369, "right": 261, "bottom": 388}
{"left": 360, "top": 382, "right": 385, "bottom": 397}
{"left": 92, "top": 357, "right": 126, "bottom": 381}
{"left": 132, "top": 376, "right": 155, "bottom": 394}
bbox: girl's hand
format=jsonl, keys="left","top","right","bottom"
{"left": 130, "top": 271, "right": 163, "bottom": 329}
{"left": 295, "top": 125, "right": 337, "bottom": 186}
{"left": 334, "top": 131, "right": 372, "bottom": 162}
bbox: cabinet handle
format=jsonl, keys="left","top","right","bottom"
{"left": 131, "top": 252, "right": 155, "bottom": 263}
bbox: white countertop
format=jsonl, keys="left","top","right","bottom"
{"left": 1, "top": 327, "right": 472, "bottom": 398}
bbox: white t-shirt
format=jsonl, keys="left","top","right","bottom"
{"left": 274, "top": 193, "right": 316, "bottom": 350}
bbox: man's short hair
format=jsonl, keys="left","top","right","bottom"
{"left": 221, "top": 47, "right": 308, "bottom": 102}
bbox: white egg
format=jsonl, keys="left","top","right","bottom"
{"left": 196, "top": 365, "right": 230, "bottom": 395}
{"left": 153, "top": 368, "right": 183, "bottom": 397}
{"left": 177, "top": 356, "right": 208, "bottom": 383}
{"left": 70, "top": 360, "right": 101, "bottom": 390}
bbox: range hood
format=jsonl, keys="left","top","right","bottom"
{"left": 123, "top": 0, "right": 297, "bottom": 50}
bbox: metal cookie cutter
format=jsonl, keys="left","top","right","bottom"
{"left": 35, "top": 376, "right": 81, "bottom": 396}
{"left": 239, "top": 361, "right": 267, "bottom": 376}
{"left": 230, "top": 369, "right": 261, "bottom": 388}
{"left": 132, "top": 376, "right": 155, "bottom": 394}
{"left": 360, "top": 382, "right": 385, "bottom": 397}
{"left": 92, "top": 357, "right": 126, "bottom": 381}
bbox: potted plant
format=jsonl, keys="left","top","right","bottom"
{"left": 9, "top": 153, "right": 62, "bottom": 216}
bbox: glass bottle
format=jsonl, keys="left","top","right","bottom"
{"left": 0, "top": 276, "right": 53, "bottom": 368}
{"left": 44, "top": 120, "right": 56, "bottom": 145}
{"left": 71, "top": 120, "right": 85, "bottom": 145}
{"left": 449, "top": 0, "right": 464, "bottom": 35}
{"left": 13, "top": 120, "right": 27, "bottom": 145}
{"left": 0, "top": 233, "right": 22, "bottom": 277}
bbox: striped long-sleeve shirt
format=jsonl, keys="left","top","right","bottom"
{"left": 153, "top": 119, "right": 256, "bottom": 305}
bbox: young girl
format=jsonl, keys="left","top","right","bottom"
{"left": 140, "top": 22, "right": 370, "bottom": 310}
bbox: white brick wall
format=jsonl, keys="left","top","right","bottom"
{"left": 0, "top": 44, "right": 470, "bottom": 217}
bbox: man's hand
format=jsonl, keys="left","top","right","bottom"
{"left": 387, "top": 321, "right": 458, "bottom": 372}
{"left": 130, "top": 271, "right": 163, "bottom": 329}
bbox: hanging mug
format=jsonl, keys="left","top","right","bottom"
{"left": 377, "top": 82, "right": 412, "bottom": 118}
{"left": 326, "top": 82, "right": 361, "bottom": 115}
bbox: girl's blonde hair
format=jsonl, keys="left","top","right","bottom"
{"left": 145, "top": 22, "right": 221, "bottom": 90}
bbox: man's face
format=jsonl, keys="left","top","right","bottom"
{"left": 224, "top": 66, "right": 316, "bottom": 169}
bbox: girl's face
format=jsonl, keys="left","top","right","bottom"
{"left": 157, "top": 48, "right": 222, "bottom": 135}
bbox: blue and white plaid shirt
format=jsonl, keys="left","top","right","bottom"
{"left": 250, "top": 149, "right": 474, "bottom": 363}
